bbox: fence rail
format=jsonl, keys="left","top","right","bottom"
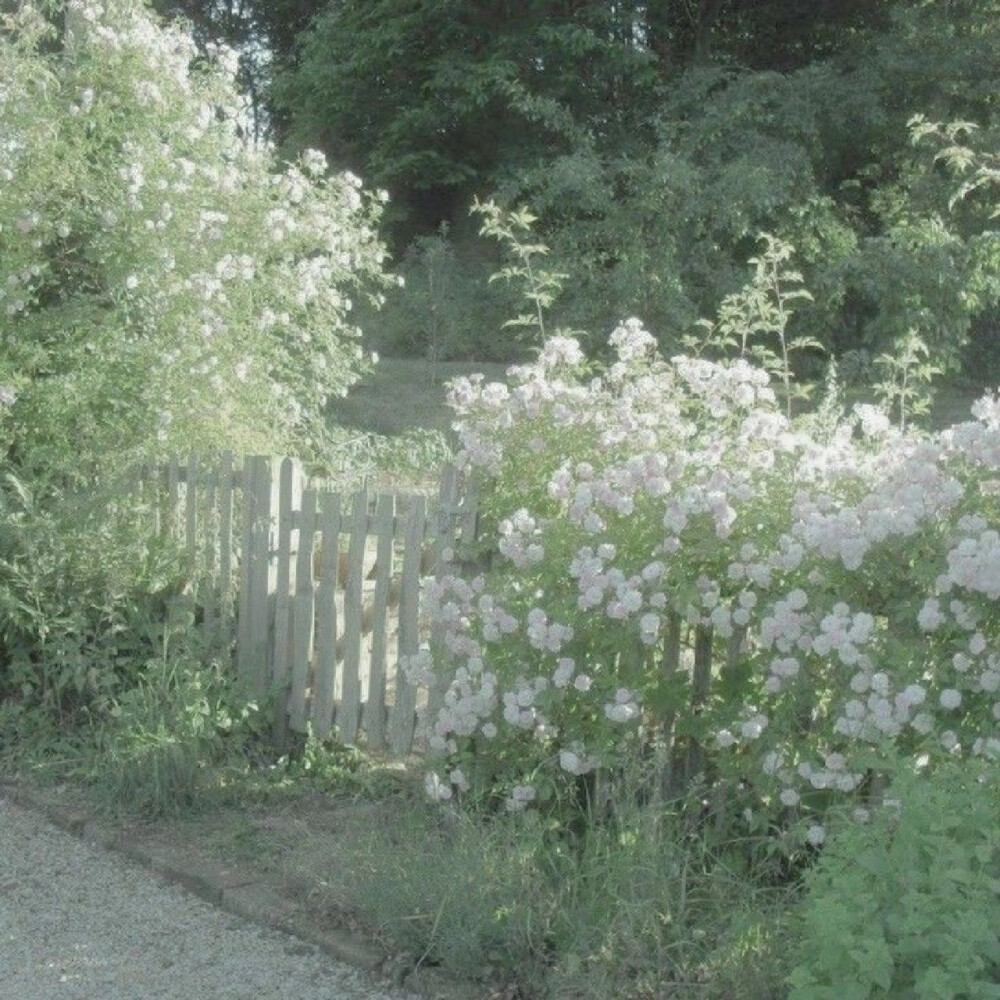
{"left": 139, "top": 453, "right": 480, "bottom": 757}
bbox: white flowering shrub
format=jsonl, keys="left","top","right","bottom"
{"left": 0, "top": 0, "right": 394, "bottom": 720}
{"left": 0, "top": 0, "right": 393, "bottom": 476}
{"left": 411, "top": 319, "right": 1000, "bottom": 845}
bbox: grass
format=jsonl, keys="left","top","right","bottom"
{"left": 328, "top": 356, "right": 988, "bottom": 447}
{"left": 326, "top": 357, "right": 511, "bottom": 439}
{"left": 311, "top": 794, "right": 796, "bottom": 1000}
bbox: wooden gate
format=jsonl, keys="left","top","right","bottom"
{"left": 139, "top": 454, "right": 480, "bottom": 756}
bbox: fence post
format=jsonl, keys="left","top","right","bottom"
{"left": 201, "top": 458, "right": 218, "bottom": 652}
{"left": 218, "top": 451, "right": 235, "bottom": 649}
{"left": 165, "top": 454, "right": 180, "bottom": 541}
{"left": 457, "top": 471, "right": 480, "bottom": 573}
{"left": 658, "top": 612, "right": 683, "bottom": 801}
{"left": 685, "top": 624, "right": 715, "bottom": 786}
{"left": 184, "top": 452, "right": 198, "bottom": 584}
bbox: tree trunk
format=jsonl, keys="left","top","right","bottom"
{"left": 692, "top": 0, "right": 725, "bottom": 64}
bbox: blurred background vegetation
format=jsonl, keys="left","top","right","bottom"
{"left": 154, "top": 0, "right": 1000, "bottom": 389}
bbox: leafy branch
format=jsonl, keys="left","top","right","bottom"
{"left": 686, "top": 234, "right": 821, "bottom": 418}
{"left": 908, "top": 115, "right": 999, "bottom": 215}
{"left": 472, "top": 198, "right": 568, "bottom": 343}
{"left": 873, "top": 329, "right": 941, "bottom": 433}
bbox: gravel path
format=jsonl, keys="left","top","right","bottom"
{"left": 0, "top": 795, "right": 420, "bottom": 1000}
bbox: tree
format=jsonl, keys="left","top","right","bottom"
{"left": 190, "top": 0, "right": 1000, "bottom": 373}
{"left": 270, "top": 0, "right": 659, "bottom": 243}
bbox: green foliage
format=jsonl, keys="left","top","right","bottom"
{"left": 874, "top": 329, "right": 943, "bottom": 433}
{"left": 687, "top": 233, "right": 822, "bottom": 418}
{"left": 90, "top": 620, "right": 261, "bottom": 818}
{"left": 0, "top": 0, "right": 391, "bottom": 739}
{"left": 472, "top": 198, "right": 569, "bottom": 345}
{"left": 265, "top": 728, "right": 410, "bottom": 800}
{"left": 252, "top": 0, "right": 1000, "bottom": 375}
{"left": 272, "top": 0, "right": 657, "bottom": 239}
{"left": 319, "top": 804, "right": 557, "bottom": 986}
{"left": 355, "top": 226, "right": 513, "bottom": 363}
{"left": 310, "top": 425, "right": 453, "bottom": 491}
{"left": 0, "top": 464, "right": 185, "bottom": 722}
{"left": 788, "top": 759, "right": 1000, "bottom": 1000}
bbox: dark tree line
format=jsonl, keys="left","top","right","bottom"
{"left": 151, "top": 0, "right": 1000, "bottom": 375}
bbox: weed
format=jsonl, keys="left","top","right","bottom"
{"left": 316, "top": 790, "right": 795, "bottom": 999}
{"left": 89, "top": 626, "right": 260, "bottom": 819}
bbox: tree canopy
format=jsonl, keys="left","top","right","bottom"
{"left": 147, "top": 0, "right": 1000, "bottom": 375}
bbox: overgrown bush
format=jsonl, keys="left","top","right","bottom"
{"left": 0, "top": 0, "right": 395, "bottom": 728}
{"left": 355, "top": 227, "right": 516, "bottom": 364}
{"left": 402, "top": 204, "right": 1000, "bottom": 867}
{"left": 1, "top": 0, "right": 393, "bottom": 477}
{"left": 788, "top": 757, "right": 1000, "bottom": 1000}
{"left": 356, "top": 199, "right": 1000, "bottom": 996}
{"left": 90, "top": 617, "right": 261, "bottom": 817}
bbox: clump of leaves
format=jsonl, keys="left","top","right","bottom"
{"left": 268, "top": 726, "right": 411, "bottom": 801}
{"left": 686, "top": 233, "right": 822, "bottom": 418}
{"left": 787, "top": 758, "right": 1000, "bottom": 1000}
{"left": 90, "top": 618, "right": 260, "bottom": 818}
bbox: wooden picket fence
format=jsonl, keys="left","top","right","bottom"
{"left": 138, "top": 453, "right": 480, "bottom": 757}
{"left": 136, "top": 453, "right": 754, "bottom": 798}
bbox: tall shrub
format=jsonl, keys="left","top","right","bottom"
{"left": 0, "top": 0, "right": 394, "bottom": 481}
{"left": 0, "top": 0, "right": 393, "bottom": 718}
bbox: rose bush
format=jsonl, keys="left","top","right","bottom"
{"left": 408, "top": 318, "right": 1000, "bottom": 849}
{"left": 0, "top": 0, "right": 394, "bottom": 481}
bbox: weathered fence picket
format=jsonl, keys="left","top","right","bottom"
{"left": 686, "top": 625, "right": 715, "bottom": 785}
{"left": 311, "top": 492, "right": 341, "bottom": 740}
{"left": 363, "top": 493, "right": 394, "bottom": 750}
{"left": 339, "top": 490, "right": 368, "bottom": 745}
{"left": 218, "top": 451, "right": 235, "bottom": 640}
{"left": 391, "top": 494, "right": 424, "bottom": 756}
{"left": 288, "top": 488, "right": 317, "bottom": 732}
{"left": 166, "top": 455, "right": 179, "bottom": 540}
{"left": 201, "top": 463, "right": 218, "bottom": 651}
{"left": 658, "top": 612, "right": 683, "bottom": 800}
{"left": 185, "top": 453, "right": 198, "bottom": 576}
{"left": 272, "top": 458, "right": 296, "bottom": 744}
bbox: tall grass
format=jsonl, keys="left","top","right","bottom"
{"left": 313, "top": 788, "right": 795, "bottom": 999}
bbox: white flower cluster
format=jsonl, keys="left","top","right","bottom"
{"left": 2, "top": 0, "right": 393, "bottom": 467}
{"left": 498, "top": 508, "right": 545, "bottom": 569}
{"left": 414, "top": 328, "right": 1000, "bottom": 833}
